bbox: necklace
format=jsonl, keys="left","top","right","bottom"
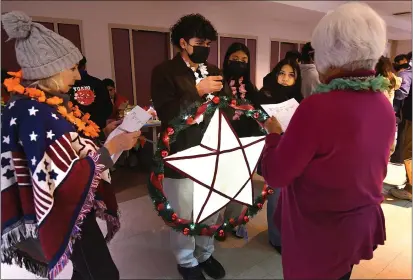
{"left": 314, "top": 75, "right": 390, "bottom": 94}
{"left": 3, "top": 70, "right": 100, "bottom": 138}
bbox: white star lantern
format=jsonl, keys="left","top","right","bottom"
{"left": 164, "top": 109, "right": 265, "bottom": 223}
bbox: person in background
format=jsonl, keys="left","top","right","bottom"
{"left": 151, "top": 13, "right": 228, "bottom": 280}
{"left": 1, "top": 11, "right": 141, "bottom": 279}
{"left": 69, "top": 57, "right": 113, "bottom": 130}
{"left": 261, "top": 2, "right": 394, "bottom": 279}
{"left": 392, "top": 54, "right": 412, "bottom": 163}
{"left": 375, "top": 56, "right": 402, "bottom": 158}
{"left": 217, "top": 42, "right": 262, "bottom": 241}
{"left": 299, "top": 42, "right": 320, "bottom": 98}
{"left": 253, "top": 58, "right": 303, "bottom": 255}
{"left": 390, "top": 55, "right": 412, "bottom": 200}
{"left": 284, "top": 50, "right": 301, "bottom": 64}
{"left": 102, "top": 78, "right": 129, "bottom": 121}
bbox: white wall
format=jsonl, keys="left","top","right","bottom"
{"left": 2, "top": 1, "right": 315, "bottom": 88}
{"left": 395, "top": 40, "right": 413, "bottom": 56}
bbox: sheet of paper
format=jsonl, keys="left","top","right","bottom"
{"left": 261, "top": 99, "right": 299, "bottom": 132}
{"left": 119, "top": 105, "right": 152, "bottom": 132}
{"left": 105, "top": 106, "right": 151, "bottom": 163}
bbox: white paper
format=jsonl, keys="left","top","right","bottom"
{"left": 164, "top": 109, "right": 266, "bottom": 223}
{"left": 105, "top": 106, "right": 151, "bottom": 163}
{"left": 119, "top": 106, "right": 152, "bottom": 132}
{"left": 261, "top": 99, "right": 299, "bottom": 131}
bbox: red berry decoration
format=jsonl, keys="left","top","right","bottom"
{"left": 201, "top": 228, "right": 209, "bottom": 236}
{"left": 171, "top": 213, "right": 177, "bottom": 221}
{"left": 229, "top": 218, "right": 235, "bottom": 225}
{"left": 243, "top": 216, "right": 249, "bottom": 222}
{"left": 166, "top": 127, "right": 174, "bottom": 135}
{"left": 186, "top": 117, "right": 194, "bottom": 124}
{"left": 257, "top": 203, "right": 263, "bottom": 209}
{"left": 267, "top": 188, "right": 274, "bottom": 194}
{"left": 161, "top": 150, "right": 169, "bottom": 158}
{"left": 218, "top": 229, "right": 225, "bottom": 237}
{"left": 183, "top": 228, "right": 190, "bottom": 235}
{"left": 163, "top": 134, "right": 170, "bottom": 142}
{"left": 157, "top": 174, "right": 164, "bottom": 181}
{"left": 253, "top": 112, "right": 260, "bottom": 119}
{"left": 231, "top": 99, "right": 237, "bottom": 106}
{"left": 212, "top": 96, "right": 220, "bottom": 104}
{"left": 157, "top": 203, "right": 165, "bottom": 211}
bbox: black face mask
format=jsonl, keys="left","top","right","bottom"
{"left": 227, "top": 60, "right": 248, "bottom": 78}
{"left": 187, "top": 45, "right": 210, "bottom": 64}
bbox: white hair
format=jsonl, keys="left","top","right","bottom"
{"left": 311, "top": 2, "right": 387, "bottom": 75}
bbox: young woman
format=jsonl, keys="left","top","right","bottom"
{"left": 375, "top": 56, "right": 402, "bottom": 158}
{"left": 252, "top": 58, "right": 303, "bottom": 254}
{"left": 262, "top": 3, "right": 394, "bottom": 279}
{"left": 257, "top": 58, "right": 303, "bottom": 105}
{"left": 1, "top": 11, "right": 140, "bottom": 280}
{"left": 217, "top": 43, "right": 262, "bottom": 241}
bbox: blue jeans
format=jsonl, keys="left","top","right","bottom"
{"left": 266, "top": 188, "right": 281, "bottom": 246}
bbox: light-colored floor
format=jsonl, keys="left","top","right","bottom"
{"left": 1, "top": 168, "right": 412, "bottom": 279}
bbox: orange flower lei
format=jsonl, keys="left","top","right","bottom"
{"left": 3, "top": 70, "right": 101, "bottom": 138}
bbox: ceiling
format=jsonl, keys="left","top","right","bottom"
{"left": 273, "top": 1, "right": 412, "bottom": 40}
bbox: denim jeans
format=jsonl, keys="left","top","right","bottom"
{"left": 163, "top": 178, "right": 218, "bottom": 268}
{"left": 266, "top": 187, "right": 281, "bottom": 246}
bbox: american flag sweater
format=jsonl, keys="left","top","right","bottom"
{"left": 1, "top": 97, "right": 120, "bottom": 279}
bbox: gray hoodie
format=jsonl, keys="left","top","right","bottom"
{"left": 299, "top": 64, "right": 321, "bottom": 98}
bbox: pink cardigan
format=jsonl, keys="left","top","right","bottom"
{"left": 262, "top": 89, "right": 396, "bottom": 279}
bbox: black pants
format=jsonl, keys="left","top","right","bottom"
{"left": 70, "top": 212, "right": 119, "bottom": 280}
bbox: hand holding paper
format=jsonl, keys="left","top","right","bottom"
{"left": 105, "top": 105, "right": 152, "bottom": 163}
{"left": 261, "top": 99, "right": 299, "bottom": 132}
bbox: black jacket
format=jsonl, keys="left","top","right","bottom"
{"left": 69, "top": 71, "right": 113, "bottom": 129}
{"left": 151, "top": 54, "right": 230, "bottom": 179}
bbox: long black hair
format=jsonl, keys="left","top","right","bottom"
{"left": 260, "top": 58, "right": 303, "bottom": 103}
{"left": 222, "top": 42, "right": 252, "bottom": 84}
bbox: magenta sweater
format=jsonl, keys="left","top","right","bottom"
{"left": 262, "top": 88, "right": 396, "bottom": 279}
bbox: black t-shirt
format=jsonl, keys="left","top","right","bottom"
{"left": 69, "top": 72, "right": 113, "bottom": 129}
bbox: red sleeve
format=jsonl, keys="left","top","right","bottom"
{"left": 261, "top": 97, "right": 321, "bottom": 188}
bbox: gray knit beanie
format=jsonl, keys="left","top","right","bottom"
{"left": 2, "top": 11, "right": 83, "bottom": 80}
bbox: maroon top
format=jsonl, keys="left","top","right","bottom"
{"left": 261, "top": 85, "right": 395, "bottom": 279}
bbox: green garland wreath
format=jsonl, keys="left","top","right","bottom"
{"left": 147, "top": 95, "right": 273, "bottom": 238}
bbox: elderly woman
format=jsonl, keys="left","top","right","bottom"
{"left": 261, "top": 3, "right": 395, "bottom": 280}
{"left": 1, "top": 11, "right": 140, "bottom": 279}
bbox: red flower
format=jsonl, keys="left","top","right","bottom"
{"left": 161, "top": 150, "right": 169, "bottom": 158}
{"left": 231, "top": 99, "right": 237, "bottom": 106}
{"left": 183, "top": 228, "right": 190, "bottom": 235}
{"left": 257, "top": 203, "right": 263, "bottom": 209}
{"left": 212, "top": 96, "right": 220, "bottom": 104}
{"left": 243, "top": 216, "right": 249, "bottom": 222}
{"left": 218, "top": 230, "right": 225, "bottom": 237}
{"left": 171, "top": 213, "right": 177, "bottom": 221}
{"left": 167, "top": 127, "right": 174, "bottom": 135}
{"left": 163, "top": 134, "right": 170, "bottom": 142}
{"left": 253, "top": 112, "right": 260, "bottom": 119}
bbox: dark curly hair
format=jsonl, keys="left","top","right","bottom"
{"left": 170, "top": 14, "right": 218, "bottom": 49}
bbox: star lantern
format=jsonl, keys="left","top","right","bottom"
{"left": 164, "top": 109, "right": 265, "bottom": 223}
